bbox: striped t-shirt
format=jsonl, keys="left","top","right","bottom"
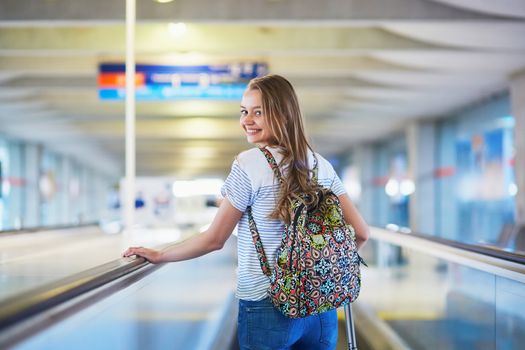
{"left": 221, "top": 146, "right": 346, "bottom": 301}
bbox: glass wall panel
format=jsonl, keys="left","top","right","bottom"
{"left": 6, "top": 140, "right": 25, "bottom": 229}
{"left": 341, "top": 94, "right": 519, "bottom": 253}
{"left": 355, "top": 135, "right": 409, "bottom": 228}
{"left": 436, "top": 95, "right": 515, "bottom": 246}
{"left": 0, "top": 135, "right": 116, "bottom": 232}
{"left": 0, "top": 136, "right": 8, "bottom": 230}
{"left": 40, "top": 150, "right": 60, "bottom": 226}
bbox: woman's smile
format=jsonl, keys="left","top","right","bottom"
{"left": 240, "top": 89, "right": 272, "bottom": 146}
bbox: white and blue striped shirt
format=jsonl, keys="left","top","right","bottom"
{"left": 221, "top": 146, "right": 346, "bottom": 301}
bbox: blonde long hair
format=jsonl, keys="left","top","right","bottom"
{"left": 248, "top": 74, "right": 321, "bottom": 224}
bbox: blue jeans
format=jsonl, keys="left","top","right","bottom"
{"left": 237, "top": 298, "right": 338, "bottom": 350}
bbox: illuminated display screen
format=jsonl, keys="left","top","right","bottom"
{"left": 98, "top": 63, "right": 267, "bottom": 101}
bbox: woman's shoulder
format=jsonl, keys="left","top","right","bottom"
{"left": 237, "top": 147, "right": 263, "bottom": 162}
{"left": 236, "top": 147, "right": 266, "bottom": 169}
{"left": 234, "top": 147, "right": 278, "bottom": 187}
{"left": 235, "top": 147, "right": 271, "bottom": 174}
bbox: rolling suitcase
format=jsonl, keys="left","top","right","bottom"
{"left": 344, "top": 304, "right": 358, "bottom": 350}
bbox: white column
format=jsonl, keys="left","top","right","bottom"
{"left": 23, "top": 143, "right": 41, "bottom": 228}
{"left": 59, "top": 157, "right": 71, "bottom": 225}
{"left": 406, "top": 121, "right": 436, "bottom": 234}
{"left": 510, "top": 70, "right": 525, "bottom": 225}
{"left": 80, "top": 166, "right": 90, "bottom": 223}
{"left": 124, "top": 0, "right": 136, "bottom": 231}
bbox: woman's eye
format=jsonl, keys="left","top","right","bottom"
{"left": 255, "top": 111, "right": 262, "bottom": 116}
{"left": 240, "top": 110, "right": 247, "bottom": 116}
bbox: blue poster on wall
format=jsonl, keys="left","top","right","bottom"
{"left": 454, "top": 123, "right": 516, "bottom": 245}
{"left": 456, "top": 128, "right": 506, "bottom": 201}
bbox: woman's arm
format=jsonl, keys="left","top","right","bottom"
{"left": 122, "top": 199, "right": 243, "bottom": 263}
{"left": 338, "top": 193, "right": 369, "bottom": 250}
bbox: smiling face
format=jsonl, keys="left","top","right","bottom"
{"left": 240, "top": 88, "right": 274, "bottom": 147}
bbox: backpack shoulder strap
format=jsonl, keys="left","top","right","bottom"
{"left": 260, "top": 147, "right": 319, "bottom": 184}
{"left": 247, "top": 147, "right": 282, "bottom": 278}
{"left": 258, "top": 147, "right": 283, "bottom": 184}
{"left": 247, "top": 206, "right": 272, "bottom": 277}
{"left": 312, "top": 153, "right": 319, "bottom": 183}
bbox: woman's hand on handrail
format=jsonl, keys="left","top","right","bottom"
{"left": 122, "top": 198, "right": 243, "bottom": 264}
{"left": 123, "top": 246, "right": 163, "bottom": 264}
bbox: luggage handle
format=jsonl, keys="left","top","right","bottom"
{"left": 344, "top": 304, "right": 358, "bottom": 350}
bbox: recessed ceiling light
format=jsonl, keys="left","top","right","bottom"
{"left": 155, "top": 0, "right": 175, "bottom": 4}
{"left": 168, "top": 22, "right": 187, "bottom": 36}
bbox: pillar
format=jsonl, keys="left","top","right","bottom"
{"left": 510, "top": 70, "right": 525, "bottom": 225}
{"left": 406, "top": 121, "right": 436, "bottom": 235}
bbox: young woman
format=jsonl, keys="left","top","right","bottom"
{"left": 123, "top": 74, "right": 369, "bottom": 350}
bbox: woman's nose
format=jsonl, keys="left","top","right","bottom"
{"left": 243, "top": 114, "right": 255, "bottom": 124}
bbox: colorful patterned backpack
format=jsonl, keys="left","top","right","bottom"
{"left": 247, "top": 147, "right": 365, "bottom": 318}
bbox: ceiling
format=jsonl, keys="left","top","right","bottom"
{"left": 0, "top": 0, "right": 524, "bottom": 178}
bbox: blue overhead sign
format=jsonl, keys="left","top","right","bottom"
{"left": 98, "top": 62, "right": 267, "bottom": 101}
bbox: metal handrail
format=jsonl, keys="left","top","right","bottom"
{"left": 371, "top": 227, "right": 525, "bottom": 284}
{"left": 0, "top": 256, "right": 161, "bottom": 331}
